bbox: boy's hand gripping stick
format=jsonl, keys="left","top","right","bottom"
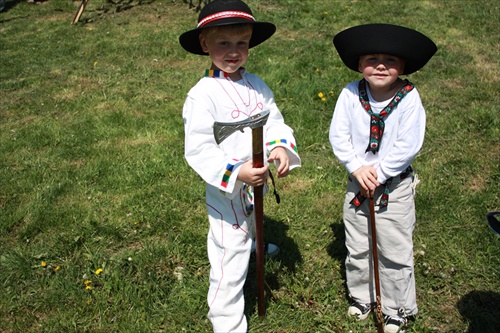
{"left": 213, "top": 110, "right": 270, "bottom": 318}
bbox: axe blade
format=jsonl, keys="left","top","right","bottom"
{"left": 213, "top": 110, "right": 270, "bottom": 144}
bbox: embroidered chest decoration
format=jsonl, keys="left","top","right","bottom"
{"left": 205, "top": 69, "right": 264, "bottom": 119}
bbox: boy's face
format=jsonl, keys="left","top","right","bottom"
{"left": 358, "top": 54, "right": 405, "bottom": 89}
{"left": 199, "top": 25, "right": 252, "bottom": 80}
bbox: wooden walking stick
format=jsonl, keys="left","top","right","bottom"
{"left": 251, "top": 119, "right": 266, "bottom": 319}
{"left": 369, "top": 197, "right": 384, "bottom": 333}
{"left": 213, "top": 110, "right": 270, "bottom": 318}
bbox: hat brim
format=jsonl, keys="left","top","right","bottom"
{"left": 333, "top": 24, "right": 437, "bottom": 75}
{"left": 179, "top": 20, "right": 276, "bottom": 55}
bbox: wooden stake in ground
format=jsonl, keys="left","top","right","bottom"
{"left": 72, "top": 0, "right": 89, "bottom": 25}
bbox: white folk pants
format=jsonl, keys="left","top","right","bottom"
{"left": 205, "top": 184, "right": 255, "bottom": 333}
{"left": 343, "top": 175, "right": 418, "bottom": 317}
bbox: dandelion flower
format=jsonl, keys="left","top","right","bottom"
{"left": 41, "top": 261, "right": 47, "bottom": 267}
{"left": 93, "top": 61, "right": 98, "bottom": 67}
{"left": 95, "top": 268, "right": 103, "bottom": 275}
{"left": 54, "top": 266, "right": 61, "bottom": 271}
{"left": 86, "top": 285, "right": 93, "bottom": 291}
{"left": 318, "top": 92, "right": 324, "bottom": 98}
{"left": 84, "top": 280, "right": 92, "bottom": 286}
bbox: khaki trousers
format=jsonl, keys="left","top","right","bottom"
{"left": 344, "top": 175, "right": 418, "bottom": 316}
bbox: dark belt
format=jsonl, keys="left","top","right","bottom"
{"left": 350, "top": 166, "right": 412, "bottom": 209}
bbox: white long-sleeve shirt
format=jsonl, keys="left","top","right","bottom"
{"left": 183, "top": 69, "right": 301, "bottom": 199}
{"left": 329, "top": 80, "right": 426, "bottom": 184}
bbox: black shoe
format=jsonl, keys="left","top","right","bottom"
{"left": 250, "top": 242, "right": 280, "bottom": 260}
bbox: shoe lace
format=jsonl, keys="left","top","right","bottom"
{"left": 384, "top": 308, "right": 408, "bottom": 326}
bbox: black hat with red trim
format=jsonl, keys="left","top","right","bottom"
{"left": 179, "top": 0, "right": 276, "bottom": 55}
{"left": 333, "top": 24, "right": 437, "bottom": 75}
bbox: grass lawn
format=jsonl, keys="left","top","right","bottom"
{"left": 0, "top": 0, "right": 499, "bottom": 332}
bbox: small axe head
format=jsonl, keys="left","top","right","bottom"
{"left": 213, "top": 110, "right": 270, "bottom": 144}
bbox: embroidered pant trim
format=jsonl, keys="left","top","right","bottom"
{"left": 206, "top": 184, "right": 255, "bottom": 333}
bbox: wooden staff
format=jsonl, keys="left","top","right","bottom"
{"left": 369, "top": 197, "right": 384, "bottom": 333}
{"left": 252, "top": 125, "right": 266, "bottom": 318}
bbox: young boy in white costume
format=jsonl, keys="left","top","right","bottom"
{"left": 179, "top": 1, "right": 301, "bottom": 331}
{"left": 329, "top": 24, "right": 437, "bottom": 333}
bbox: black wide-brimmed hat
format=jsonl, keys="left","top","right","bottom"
{"left": 179, "top": 0, "right": 276, "bottom": 55}
{"left": 333, "top": 24, "right": 437, "bottom": 75}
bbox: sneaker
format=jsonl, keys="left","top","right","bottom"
{"left": 347, "top": 302, "right": 372, "bottom": 320}
{"left": 384, "top": 314, "right": 408, "bottom": 333}
{"left": 250, "top": 242, "right": 280, "bottom": 259}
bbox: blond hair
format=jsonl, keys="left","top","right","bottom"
{"left": 200, "top": 23, "right": 253, "bottom": 39}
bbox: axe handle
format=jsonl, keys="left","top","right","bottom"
{"left": 369, "top": 198, "right": 384, "bottom": 333}
{"left": 252, "top": 126, "right": 266, "bottom": 319}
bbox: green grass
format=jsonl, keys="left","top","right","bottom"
{"left": 1, "top": 0, "right": 499, "bottom": 332}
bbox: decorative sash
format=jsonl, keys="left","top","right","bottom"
{"left": 350, "top": 166, "right": 412, "bottom": 209}
{"left": 358, "top": 79, "right": 414, "bottom": 154}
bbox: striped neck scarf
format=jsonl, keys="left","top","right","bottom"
{"left": 358, "top": 79, "right": 414, "bottom": 154}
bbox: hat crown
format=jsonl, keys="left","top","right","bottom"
{"left": 333, "top": 23, "right": 437, "bottom": 75}
{"left": 197, "top": 0, "right": 254, "bottom": 27}
{"left": 179, "top": 0, "right": 276, "bottom": 55}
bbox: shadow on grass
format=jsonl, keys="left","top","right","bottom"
{"left": 0, "top": 0, "right": 24, "bottom": 14}
{"left": 458, "top": 290, "right": 500, "bottom": 333}
{"left": 243, "top": 215, "right": 302, "bottom": 318}
{"left": 107, "top": 0, "right": 155, "bottom": 13}
{"left": 70, "top": 0, "right": 156, "bottom": 24}
{"left": 327, "top": 220, "right": 348, "bottom": 295}
{"left": 327, "top": 220, "right": 347, "bottom": 262}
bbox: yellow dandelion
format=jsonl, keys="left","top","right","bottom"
{"left": 86, "top": 285, "right": 93, "bottom": 291}
{"left": 323, "top": 11, "right": 328, "bottom": 15}
{"left": 316, "top": 68, "right": 320, "bottom": 73}
{"left": 84, "top": 280, "right": 92, "bottom": 286}
{"left": 93, "top": 61, "right": 98, "bottom": 67}
{"left": 329, "top": 90, "right": 335, "bottom": 96}
{"left": 95, "top": 268, "right": 103, "bottom": 275}
{"left": 41, "top": 261, "right": 47, "bottom": 267}
{"left": 54, "top": 266, "right": 61, "bottom": 271}
{"left": 321, "top": 97, "right": 328, "bottom": 102}
{"left": 318, "top": 92, "right": 324, "bottom": 98}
